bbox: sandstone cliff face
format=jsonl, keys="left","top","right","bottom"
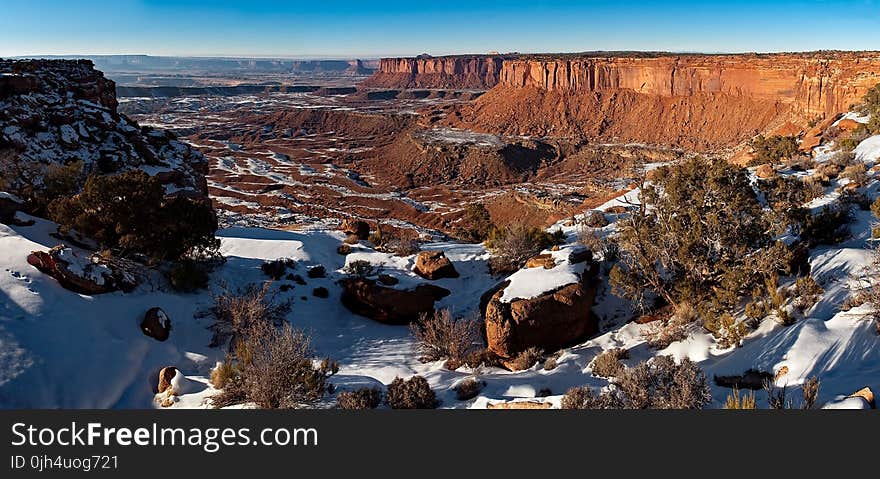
{"left": 497, "top": 53, "right": 880, "bottom": 118}
{"left": 435, "top": 52, "right": 880, "bottom": 150}
{"left": 361, "top": 55, "right": 510, "bottom": 90}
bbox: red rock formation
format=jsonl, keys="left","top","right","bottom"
{"left": 405, "top": 52, "right": 880, "bottom": 150}
{"left": 361, "top": 55, "right": 510, "bottom": 90}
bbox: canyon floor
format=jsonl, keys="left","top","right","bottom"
{"left": 2, "top": 67, "right": 879, "bottom": 410}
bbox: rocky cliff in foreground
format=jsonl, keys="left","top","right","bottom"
{"left": 0, "top": 59, "right": 208, "bottom": 202}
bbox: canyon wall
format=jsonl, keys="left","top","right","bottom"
{"left": 360, "top": 55, "right": 510, "bottom": 89}
{"left": 497, "top": 53, "right": 880, "bottom": 118}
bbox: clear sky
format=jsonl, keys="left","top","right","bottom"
{"left": 1, "top": 0, "right": 879, "bottom": 58}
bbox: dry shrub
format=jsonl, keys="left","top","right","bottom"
{"left": 210, "top": 283, "right": 291, "bottom": 347}
{"left": 704, "top": 313, "right": 749, "bottom": 349}
{"left": 841, "top": 163, "right": 868, "bottom": 186}
{"left": 641, "top": 303, "right": 696, "bottom": 349}
{"left": 582, "top": 211, "right": 609, "bottom": 228}
{"left": 261, "top": 258, "right": 295, "bottom": 280}
{"left": 543, "top": 356, "right": 558, "bottom": 371}
{"left": 209, "top": 361, "right": 235, "bottom": 389}
{"left": 212, "top": 322, "right": 337, "bottom": 409}
{"left": 410, "top": 309, "right": 483, "bottom": 370}
{"left": 591, "top": 348, "right": 629, "bottom": 378}
{"left": 486, "top": 225, "right": 561, "bottom": 275}
{"left": 454, "top": 378, "right": 484, "bottom": 401}
{"left": 801, "top": 376, "right": 820, "bottom": 410}
{"left": 385, "top": 376, "right": 438, "bottom": 409}
{"left": 792, "top": 276, "right": 824, "bottom": 312}
{"left": 507, "top": 347, "right": 544, "bottom": 371}
{"left": 563, "top": 356, "right": 710, "bottom": 409}
{"left": 336, "top": 387, "right": 383, "bottom": 410}
{"left": 724, "top": 388, "right": 757, "bottom": 409}
{"left": 344, "top": 260, "right": 375, "bottom": 277}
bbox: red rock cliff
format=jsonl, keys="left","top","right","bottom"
{"left": 435, "top": 52, "right": 880, "bottom": 150}
{"left": 360, "top": 55, "right": 510, "bottom": 90}
{"left": 497, "top": 53, "right": 880, "bottom": 118}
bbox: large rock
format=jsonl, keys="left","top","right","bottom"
{"left": 340, "top": 219, "right": 370, "bottom": 240}
{"left": 157, "top": 367, "right": 177, "bottom": 394}
{"left": 141, "top": 307, "right": 171, "bottom": 342}
{"left": 482, "top": 262, "right": 599, "bottom": 363}
{"left": 27, "top": 245, "right": 138, "bottom": 295}
{"left": 340, "top": 277, "right": 450, "bottom": 324}
{"left": 413, "top": 251, "right": 459, "bottom": 280}
{"left": 0, "top": 192, "right": 23, "bottom": 224}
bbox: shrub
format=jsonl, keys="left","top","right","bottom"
{"left": 543, "top": 356, "right": 558, "bottom": 371}
{"left": 841, "top": 163, "right": 868, "bottom": 186}
{"left": 167, "top": 259, "right": 211, "bottom": 292}
{"left": 457, "top": 203, "right": 494, "bottom": 242}
{"left": 454, "top": 378, "right": 484, "bottom": 401}
{"left": 344, "top": 260, "right": 375, "bottom": 277}
{"left": 640, "top": 304, "right": 696, "bottom": 349}
{"left": 703, "top": 313, "right": 749, "bottom": 349}
{"left": 749, "top": 135, "right": 798, "bottom": 165}
{"left": 48, "top": 171, "right": 219, "bottom": 262}
{"left": 591, "top": 348, "right": 629, "bottom": 378}
{"left": 410, "top": 309, "right": 483, "bottom": 370}
{"left": 801, "top": 376, "right": 820, "bottom": 410}
{"left": 385, "top": 376, "right": 438, "bottom": 409}
{"left": 212, "top": 322, "right": 337, "bottom": 409}
{"left": 871, "top": 197, "right": 880, "bottom": 219}
{"left": 799, "top": 205, "right": 852, "bottom": 247}
{"left": 336, "top": 387, "right": 383, "bottom": 409}
{"left": 563, "top": 356, "right": 711, "bottom": 409}
{"left": 507, "top": 347, "right": 544, "bottom": 371}
{"left": 611, "top": 158, "right": 773, "bottom": 319}
{"left": 210, "top": 283, "right": 291, "bottom": 347}
{"left": 209, "top": 361, "right": 235, "bottom": 389}
{"left": 486, "top": 225, "right": 560, "bottom": 275}
{"left": 582, "top": 211, "right": 609, "bottom": 228}
{"left": 724, "top": 388, "right": 757, "bottom": 409}
{"left": 261, "top": 258, "right": 295, "bottom": 280}
{"left": 792, "top": 276, "right": 824, "bottom": 312}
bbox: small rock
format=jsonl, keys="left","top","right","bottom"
{"left": 849, "top": 387, "right": 875, "bottom": 408}
{"left": 525, "top": 254, "right": 555, "bottom": 269}
{"left": 292, "top": 274, "right": 307, "bottom": 285}
{"left": 141, "top": 307, "right": 171, "bottom": 342}
{"left": 313, "top": 287, "right": 329, "bottom": 298}
{"left": 567, "top": 248, "right": 593, "bottom": 265}
{"left": 413, "top": 250, "right": 459, "bottom": 280}
{"left": 157, "top": 367, "right": 177, "bottom": 394}
{"left": 337, "top": 244, "right": 352, "bottom": 255}
{"left": 307, "top": 265, "right": 326, "bottom": 279}
{"left": 378, "top": 274, "right": 399, "bottom": 286}
{"left": 340, "top": 219, "right": 370, "bottom": 240}
{"left": 755, "top": 163, "right": 776, "bottom": 179}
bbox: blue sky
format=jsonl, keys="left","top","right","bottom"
{"left": 1, "top": 0, "right": 879, "bottom": 58}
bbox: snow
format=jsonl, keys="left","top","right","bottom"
{"left": 500, "top": 247, "right": 588, "bottom": 303}
{"left": 854, "top": 135, "right": 880, "bottom": 164}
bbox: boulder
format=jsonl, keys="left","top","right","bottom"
{"left": 755, "top": 163, "right": 776, "bottom": 179}
{"left": 482, "top": 261, "right": 600, "bottom": 362}
{"left": 836, "top": 118, "right": 861, "bottom": 132}
{"left": 337, "top": 244, "right": 352, "bottom": 255}
{"left": 307, "top": 264, "right": 326, "bottom": 278}
{"left": 378, "top": 274, "right": 399, "bottom": 286}
{"left": 141, "top": 307, "right": 171, "bottom": 342}
{"left": 340, "top": 277, "right": 450, "bottom": 324}
{"left": 313, "top": 287, "right": 329, "bottom": 298}
{"left": 27, "top": 245, "right": 137, "bottom": 295}
{"left": 0, "top": 192, "right": 23, "bottom": 224}
{"left": 340, "top": 219, "right": 370, "bottom": 240}
{"left": 413, "top": 250, "right": 459, "bottom": 280}
{"left": 525, "top": 254, "right": 555, "bottom": 269}
{"left": 849, "top": 387, "right": 875, "bottom": 408}
{"left": 157, "top": 367, "right": 177, "bottom": 394}
{"left": 567, "top": 248, "right": 593, "bottom": 265}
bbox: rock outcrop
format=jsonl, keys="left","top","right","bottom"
{"left": 428, "top": 52, "right": 880, "bottom": 150}
{"left": 157, "top": 367, "right": 177, "bottom": 394}
{"left": 483, "top": 261, "right": 600, "bottom": 362}
{"left": 361, "top": 55, "right": 511, "bottom": 90}
{"left": 340, "top": 277, "right": 450, "bottom": 324}
{"left": 413, "top": 251, "right": 459, "bottom": 280}
{"left": 0, "top": 59, "right": 209, "bottom": 202}
{"left": 141, "top": 307, "right": 171, "bottom": 342}
{"left": 0, "top": 192, "right": 23, "bottom": 224}
{"left": 27, "top": 245, "right": 138, "bottom": 295}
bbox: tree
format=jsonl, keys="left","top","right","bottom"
{"left": 610, "top": 157, "right": 774, "bottom": 318}
{"left": 49, "top": 170, "right": 219, "bottom": 262}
